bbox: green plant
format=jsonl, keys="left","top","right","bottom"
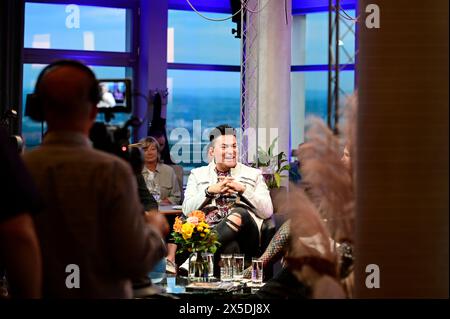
{"left": 252, "top": 137, "right": 290, "bottom": 189}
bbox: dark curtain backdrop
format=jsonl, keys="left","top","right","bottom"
{"left": 0, "top": 0, "right": 24, "bottom": 136}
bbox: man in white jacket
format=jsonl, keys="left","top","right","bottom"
{"left": 181, "top": 125, "right": 273, "bottom": 273}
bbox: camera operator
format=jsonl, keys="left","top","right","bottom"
{"left": 22, "top": 60, "right": 166, "bottom": 298}
{"left": 89, "top": 120, "right": 168, "bottom": 235}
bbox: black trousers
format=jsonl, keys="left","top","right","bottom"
{"left": 212, "top": 207, "right": 260, "bottom": 276}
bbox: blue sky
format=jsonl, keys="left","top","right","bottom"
{"left": 22, "top": 3, "right": 355, "bottom": 149}
{"left": 24, "top": 3, "right": 127, "bottom": 52}
{"left": 168, "top": 10, "right": 240, "bottom": 66}
{"left": 24, "top": 3, "right": 354, "bottom": 92}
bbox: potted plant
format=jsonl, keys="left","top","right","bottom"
{"left": 171, "top": 210, "right": 220, "bottom": 281}
{"left": 252, "top": 138, "right": 290, "bottom": 213}
{"left": 252, "top": 137, "right": 290, "bottom": 188}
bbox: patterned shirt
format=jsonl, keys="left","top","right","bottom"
{"left": 205, "top": 169, "right": 237, "bottom": 227}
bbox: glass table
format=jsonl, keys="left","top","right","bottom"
{"left": 134, "top": 275, "right": 265, "bottom": 299}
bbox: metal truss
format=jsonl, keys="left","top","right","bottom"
{"left": 239, "top": 0, "right": 260, "bottom": 165}
{"left": 328, "top": 0, "right": 357, "bottom": 134}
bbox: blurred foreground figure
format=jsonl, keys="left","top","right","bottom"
{"left": 23, "top": 60, "right": 165, "bottom": 298}
{"left": 0, "top": 127, "right": 42, "bottom": 298}
{"left": 257, "top": 104, "right": 356, "bottom": 299}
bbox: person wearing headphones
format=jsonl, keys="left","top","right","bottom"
{"left": 22, "top": 60, "right": 166, "bottom": 298}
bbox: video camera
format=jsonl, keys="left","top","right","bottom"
{"left": 89, "top": 116, "right": 144, "bottom": 175}
{"left": 90, "top": 78, "right": 144, "bottom": 174}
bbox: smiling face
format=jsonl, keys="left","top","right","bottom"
{"left": 211, "top": 134, "right": 238, "bottom": 171}
{"left": 143, "top": 142, "right": 159, "bottom": 165}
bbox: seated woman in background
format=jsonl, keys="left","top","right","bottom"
{"left": 139, "top": 137, "right": 182, "bottom": 205}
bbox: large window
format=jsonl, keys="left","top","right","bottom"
{"left": 292, "top": 70, "right": 355, "bottom": 119}
{"left": 166, "top": 70, "right": 240, "bottom": 133}
{"left": 167, "top": 10, "right": 241, "bottom": 170}
{"left": 292, "top": 11, "right": 356, "bottom": 66}
{"left": 24, "top": 3, "right": 129, "bottom": 52}
{"left": 168, "top": 10, "right": 239, "bottom": 65}
{"left": 291, "top": 9, "right": 356, "bottom": 147}
{"left": 22, "top": 1, "right": 137, "bottom": 150}
{"left": 167, "top": 70, "right": 240, "bottom": 169}
{"left": 22, "top": 64, "right": 131, "bottom": 147}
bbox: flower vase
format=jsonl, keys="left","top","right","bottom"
{"left": 188, "top": 252, "right": 210, "bottom": 281}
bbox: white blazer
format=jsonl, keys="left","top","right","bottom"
{"left": 182, "top": 162, "right": 273, "bottom": 231}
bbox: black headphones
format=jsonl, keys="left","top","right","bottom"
{"left": 25, "top": 60, "right": 102, "bottom": 122}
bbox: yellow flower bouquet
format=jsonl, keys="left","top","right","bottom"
{"left": 171, "top": 210, "right": 220, "bottom": 254}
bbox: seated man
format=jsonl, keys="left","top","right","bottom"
{"left": 181, "top": 124, "right": 273, "bottom": 273}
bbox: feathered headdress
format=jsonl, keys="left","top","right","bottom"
{"left": 281, "top": 97, "right": 357, "bottom": 298}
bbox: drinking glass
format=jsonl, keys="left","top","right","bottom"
{"left": 232, "top": 254, "right": 245, "bottom": 280}
{"left": 220, "top": 254, "right": 233, "bottom": 281}
{"left": 202, "top": 252, "right": 214, "bottom": 279}
{"left": 251, "top": 258, "right": 263, "bottom": 284}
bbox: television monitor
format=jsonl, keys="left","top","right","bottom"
{"left": 97, "top": 79, "right": 132, "bottom": 113}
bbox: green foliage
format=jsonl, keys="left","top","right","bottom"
{"left": 251, "top": 137, "right": 290, "bottom": 189}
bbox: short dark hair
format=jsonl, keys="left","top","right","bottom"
{"left": 209, "top": 124, "right": 236, "bottom": 143}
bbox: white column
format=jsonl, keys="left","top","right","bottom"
{"left": 245, "top": 0, "right": 292, "bottom": 174}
